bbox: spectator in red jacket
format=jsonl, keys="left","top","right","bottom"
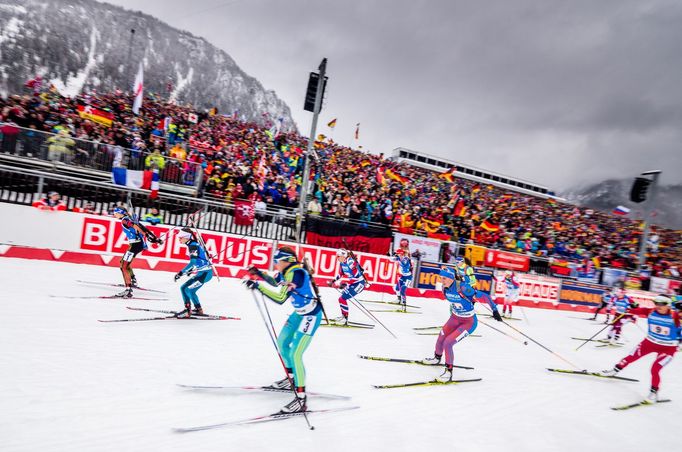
{"left": 32, "top": 191, "right": 67, "bottom": 211}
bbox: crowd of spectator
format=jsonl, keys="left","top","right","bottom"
{"left": 2, "top": 87, "right": 680, "bottom": 276}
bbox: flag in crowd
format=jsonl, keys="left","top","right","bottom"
{"left": 132, "top": 62, "right": 144, "bottom": 115}
{"left": 354, "top": 123, "right": 360, "bottom": 140}
{"left": 612, "top": 205, "right": 631, "bottom": 216}
{"left": 149, "top": 168, "right": 159, "bottom": 199}
{"left": 480, "top": 220, "right": 500, "bottom": 232}
{"left": 327, "top": 118, "right": 337, "bottom": 129}
{"left": 438, "top": 167, "right": 457, "bottom": 183}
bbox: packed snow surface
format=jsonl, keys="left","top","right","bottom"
{"left": 0, "top": 259, "right": 677, "bottom": 452}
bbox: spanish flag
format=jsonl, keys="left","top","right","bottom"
{"left": 480, "top": 220, "right": 500, "bottom": 232}
{"left": 327, "top": 118, "right": 337, "bottom": 129}
{"left": 438, "top": 167, "right": 457, "bottom": 183}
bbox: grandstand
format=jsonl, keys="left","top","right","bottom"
{"left": 1, "top": 89, "right": 680, "bottom": 285}
{"left": 391, "top": 147, "right": 556, "bottom": 198}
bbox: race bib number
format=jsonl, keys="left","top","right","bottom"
{"left": 650, "top": 325, "right": 671, "bottom": 336}
{"left": 298, "top": 315, "right": 316, "bottom": 335}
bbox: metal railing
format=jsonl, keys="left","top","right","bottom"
{"left": 0, "top": 123, "right": 202, "bottom": 189}
{"left": 0, "top": 165, "right": 298, "bottom": 242}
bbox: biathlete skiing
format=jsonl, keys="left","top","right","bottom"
{"left": 601, "top": 295, "right": 680, "bottom": 403}
{"left": 173, "top": 228, "right": 213, "bottom": 317}
{"left": 244, "top": 247, "right": 323, "bottom": 413}
{"left": 423, "top": 258, "right": 502, "bottom": 382}
{"left": 112, "top": 206, "right": 162, "bottom": 298}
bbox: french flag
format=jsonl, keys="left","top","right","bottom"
{"left": 150, "top": 168, "right": 159, "bottom": 199}
{"left": 612, "top": 205, "right": 630, "bottom": 216}
{"left": 112, "top": 167, "right": 145, "bottom": 188}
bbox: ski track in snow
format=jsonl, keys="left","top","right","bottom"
{"left": 50, "top": 27, "right": 98, "bottom": 98}
{"left": 0, "top": 258, "right": 677, "bottom": 452}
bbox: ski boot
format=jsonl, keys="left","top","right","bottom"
{"left": 437, "top": 366, "right": 453, "bottom": 382}
{"left": 280, "top": 388, "right": 307, "bottom": 413}
{"left": 600, "top": 366, "right": 621, "bottom": 377}
{"left": 332, "top": 315, "right": 348, "bottom": 326}
{"left": 268, "top": 370, "right": 294, "bottom": 390}
{"left": 645, "top": 388, "right": 658, "bottom": 403}
{"left": 115, "top": 288, "right": 133, "bottom": 298}
{"left": 176, "top": 304, "right": 192, "bottom": 319}
{"left": 192, "top": 306, "right": 204, "bottom": 316}
{"left": 422, "top": 354, "right": 441, "bottom": 365}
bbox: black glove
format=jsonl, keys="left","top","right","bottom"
{"left": 247, "top": 266, "right": 264, "bottom": 279}
{"left": 174, "top": 271, "right": 183, "bottom": 282}
{"left": 243, "top": 279, "right": 259, "bottom": 290}
{"left": 146, "top": 232, "right": 162, "bottom": 244}
{"left": 492, "top": 310, "right": 503, "bottom": 322}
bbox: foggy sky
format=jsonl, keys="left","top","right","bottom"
{"left": 101, "top": 0, "right": 682, "bottom": 191}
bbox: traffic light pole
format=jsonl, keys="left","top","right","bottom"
{"left": 296, "top": 58, "right": 327, "bottom": 243}
{"left": 637, "top": 170, "right": 661, "bottom": 272}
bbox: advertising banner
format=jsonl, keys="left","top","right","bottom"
{"left": 650, "top": 276, "right": 682, "bottom": 295}
{"left": 415, "top": 261, "right": 493, "bottom": 293}
{"left": 484, "top": 249, "right": 530, "bottom": 272}
{"left": 558, "top": 280, "right": 605, "bottom": 306}
{"left": 393, "top": 232, "right": 442, "bottom": 262}
{"left": 492, "top": 273, "right": 561, "bottom": 304}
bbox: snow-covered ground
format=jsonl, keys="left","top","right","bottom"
{"left": 0, "top": 258, "right": 678, "bottom": 452}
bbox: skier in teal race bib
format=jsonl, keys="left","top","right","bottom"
{"left": 244, "top": 247, "right": 323, "bottom": 413}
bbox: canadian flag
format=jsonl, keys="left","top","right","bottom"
{"left": 132, "top": 62, "right": 144, "bottom": 115}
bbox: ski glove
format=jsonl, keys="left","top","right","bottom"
{"left": 174, "top": 272, "right": 183, "bottom": 282}
{"left": 492, "top": 310, "right": 503, "bottom": 322}
{"left": 243, "top": 279, "right": 259, "bottom": 290}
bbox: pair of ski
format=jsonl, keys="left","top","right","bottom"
{"left": 548, "top": 369, "right": 674, "bottom": 410}
{"left": 322, "top": 320, "right": 375, "bottom": 329}
{"left": 363, "top": 299, "right": 422, "bottom": 314}
{"left": 174, "top": 384, "right": 356, "bottom": 432}
{"left": 413, "top": 325, "right": 481, "bottom": 337}
{"left": 358, "top": 355, "right": 480, "bottom": 388}
{"left": 98, "top": 307, "right": 240, "bottom": 323}
{"left": 570, "top": 337, "right": 625, "bottom": 347}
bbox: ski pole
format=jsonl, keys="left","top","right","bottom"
{"left": 158, "top": 207, "right": 210, "bottom": 242}
{"left": 188, "top": 214, "right": 220, "bottom": 282}
{"left": 478, "top": 319, "right": 528, "bottom": 345}
{"left": 334, "top": 288, "right": 397, "bottom": 339}
{"left": 250, "top": 291, "right": 314, "bottom": 430}
{"left": 575, "top": 314, "right": 625, "bottom": 351}
{"left": 501, "top": 320, "right": 581, "bottom": 370}
{"left": 209, "top": 223, "right": 264, "bottom": 260}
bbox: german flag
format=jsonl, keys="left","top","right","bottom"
{"left": 471, "top": 184, "right": 481, "bottom": 194}
{"left": 453, "top": 199, "right": 467, "bottom": 217}
{"left": 480, "top": 220, "right": 500, "bottom": 232}
{"left": 360, "top": 159, "right": 372, "bottom": 167}
{"left": 385, "top": 168, "right": 409, "bottom": 185}
{"left": 501, "top": 194, "right": 513, "bottom": 200}
{"left": 510, "top": 209, "right": 523, "bottom": 214}
{"left": 438, "top": 167, "right": 457, "bottom": 183}
{"left": 327, "top": 118, "right": 337, "bottom": 128}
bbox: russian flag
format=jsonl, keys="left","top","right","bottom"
{"left": 612, "top": 205, "right": 630, "bottom": 216}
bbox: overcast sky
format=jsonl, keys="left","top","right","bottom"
{"left": 102, "top": 0, "right": 682, "bottom": 191}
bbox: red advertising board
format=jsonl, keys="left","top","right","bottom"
{"left": 484, "top": 249, "right": 530, "bottom": 271}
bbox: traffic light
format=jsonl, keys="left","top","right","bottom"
{"left": 630, "top": 177, "right": 651, "bottom": 203}
{"left": 303, "top": 72, "right": 327, "bottom": 113}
